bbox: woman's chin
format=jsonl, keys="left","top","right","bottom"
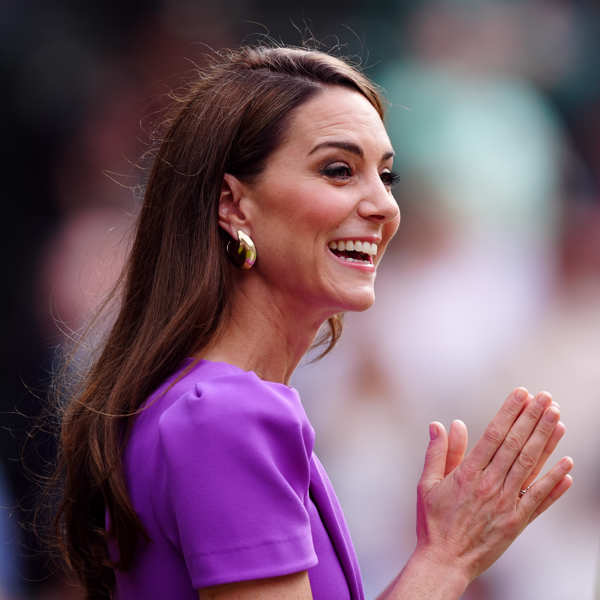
{"left": 334, "top": 289, "right": 376, "bottom": 313}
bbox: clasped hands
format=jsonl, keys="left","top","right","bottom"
{"left": 415, "top": 387, "right": 573, "bottom": 584}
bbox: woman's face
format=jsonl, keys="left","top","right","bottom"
{"left": 240, "top": 86, "right": 400, "bottom": 318}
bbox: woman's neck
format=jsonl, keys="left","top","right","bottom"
{"left": 198, "top": 279, "right": 327, "bottom": 385}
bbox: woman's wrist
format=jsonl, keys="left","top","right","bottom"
{"left": 377, "top": 546, "right": 470, "bottom": 600}
{"left": 412, "top": 544, "right": 471, "bottom": 589}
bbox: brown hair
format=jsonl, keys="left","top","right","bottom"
{"left": 54, "top": 44, "right": 386, "bottom": 598}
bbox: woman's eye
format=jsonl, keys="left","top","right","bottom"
{"left": 380, "top": 170, "right": 400, "bottom": 187}
{"left": 321, "top": 163, "right": 352, "bottom": 179}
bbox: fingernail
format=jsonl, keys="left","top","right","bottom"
{"left": 560, "top": 456, "right": 573, "bottom": 471}
{"left": 429, "top": 423, "right": 438, "bottom": 440}
{"left": 536, "top": 392, "right": 551, "bottom": 408}
{"left": 514, "top": 388, "right": 528, "bottom": 402}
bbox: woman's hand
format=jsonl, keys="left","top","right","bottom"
{"left": 415, "top": 387, "right": 573, "bottom": 584}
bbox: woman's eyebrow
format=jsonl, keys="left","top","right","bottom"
{"left": 308, "top": 140, "right": 394, "bottom": 161}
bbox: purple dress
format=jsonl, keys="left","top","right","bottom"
{"left": 113, "top": 359, "right": 365, "bottom": 599}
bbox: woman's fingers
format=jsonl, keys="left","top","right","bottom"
{"left": 465, "top": 388, "right": 529, "bottom": 471}
{"left": 484, "top": 391, "right": 553, "bottom": 482}
{"left": 521, "top": 418, "right": 565, "bottom": 490}
{"left": 519, "top": 456, "right": 574, "bottom": 520}
{"left": 502, "top": 401, "right": 560, "bottom": 494}
{"left": 529, "top": 474, "right": 573, "bottom": 522}
{"left": 415, "top": 390, "right": 571, "bottom": 583}
{"left": 419, "top": 422, "right": 448, "bottom": 490}
{"left": 445, "top": 420, "right": 468, "bottom": 475}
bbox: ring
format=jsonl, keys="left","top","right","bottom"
{"left": 519, "top": 486, "right": 530, "bottom": 497}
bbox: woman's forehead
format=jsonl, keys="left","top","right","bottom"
{"left": 283, "top": 87, "right": 393, "bottom": 158}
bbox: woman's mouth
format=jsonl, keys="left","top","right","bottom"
{"left": 327, "top": 240, "right": 378, "bottom": 266}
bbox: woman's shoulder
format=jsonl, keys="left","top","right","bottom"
{"left": 155, "top": 359, "right": 313, "bottom": 443}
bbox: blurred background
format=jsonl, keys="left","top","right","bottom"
{"left": 3, "top": 0, "right": 600, "bottom": 598}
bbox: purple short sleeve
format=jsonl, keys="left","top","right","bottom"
{"left": 156, "top": 372, "right": 318, "bottom": 588}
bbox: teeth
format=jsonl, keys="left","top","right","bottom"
{"left": 328, "top": 240, "right": 379, "bottom": 256}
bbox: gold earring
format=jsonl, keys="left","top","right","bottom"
{"left": 226, "top": 230, "right": 256, "bottom": 269}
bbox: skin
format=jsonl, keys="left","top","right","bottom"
{"left": 197, "top": 86, "right": 573, "bottom": 599}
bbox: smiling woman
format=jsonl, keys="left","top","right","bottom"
{"left": 53, "top": 45, "right": 573, "bottom": 600}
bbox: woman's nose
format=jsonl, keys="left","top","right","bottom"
{"left": 357, "top": 178, "right": 401, "bottom": 224}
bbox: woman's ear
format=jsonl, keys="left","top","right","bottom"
{"left": 218, "top": 173, "right": 251, "bottom": 238}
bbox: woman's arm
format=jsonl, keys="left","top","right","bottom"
{"left": 198, "top": 571, "right": 313, "bottom": 599}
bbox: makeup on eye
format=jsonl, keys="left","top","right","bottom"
{"left": 321, "top": 162, "right": 353, "bottom": 180}
{"left": 320, "top": 162, "right": 400, "bottom": 187}
{"left": 380, "top": 169, "right": 400, "bottom": 187}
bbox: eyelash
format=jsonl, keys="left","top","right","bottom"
{"left": 321, "top": 163, "right": 400, "bottom": 187}
{"left": 381, "top": 170, "right": 400, "bottom": 187}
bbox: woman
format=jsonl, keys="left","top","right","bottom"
{"left": 55, "top": 45, "right": 573, "bottom": 599}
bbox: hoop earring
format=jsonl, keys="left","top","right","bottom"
{"left": 226, "top": 230, "right": 256, "bottom": 270}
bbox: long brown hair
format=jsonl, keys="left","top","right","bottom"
{"left": 54, "top": 44, "right": 386, "bottom": 598}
